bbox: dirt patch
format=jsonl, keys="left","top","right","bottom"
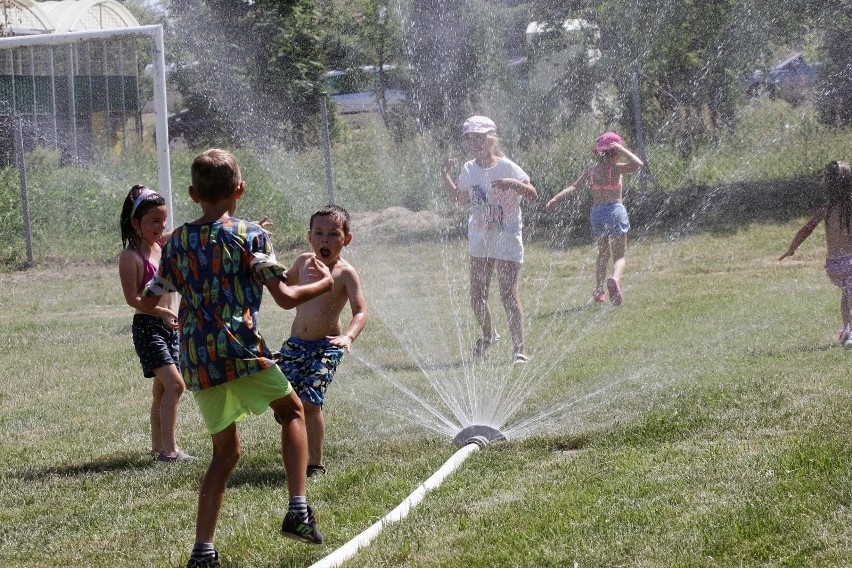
{"left": 350, "top": 206, "right": 461, "bottom": 241}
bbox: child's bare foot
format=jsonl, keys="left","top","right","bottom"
{"left": 606, "top": 278, "right": 623, "bottom": 306}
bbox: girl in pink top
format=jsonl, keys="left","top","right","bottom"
{"left": 780, "top": 161, "right": 852, "bottom": 345}
{"left": 118, "top": 184, "right": 195, "bottom": 462}
{"left": 546, "top": 132, "right": 643, "bottom": 305}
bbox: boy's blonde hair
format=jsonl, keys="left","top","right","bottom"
{"left": 191, "top": 149, "right": 241, "bottom": 203}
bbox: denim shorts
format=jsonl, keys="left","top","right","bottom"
{"left": 590, "top": 202, "right": 630, "bottom": 238}
{"left": 131, "top": 313, "right": 179, "bottom": 378}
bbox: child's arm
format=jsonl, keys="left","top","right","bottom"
{"left": 118, "top": 251, "right": 178, "bottom": 328}
{"left": 610, "top": 142, "right": 644, "bottom": 173}
{"left": 266, "top": 256, "right": 333, "bottom": 309}
{"left": 327, "top": 267, "right": 368, "bottom": 352}
{"left": 779, "top": 207, "right": 827, "bottom": 260}
{"left": 440, "top": 157, "right": 467, "bottom": 204}
{"left": 545, "top": 171, "right": 588, "bottom": 212}
{"left": 492, "top": 178, "right": 538, "bottom": 201}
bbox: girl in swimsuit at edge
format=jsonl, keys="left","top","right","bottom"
{"left": 780, "top": 161, "right": 852, "bottom": 346}
{"left": 118, "top": 184, "right": 195, "bottom": 462}
{"left": 545, "top": 132, "right": 644, "bottom": 306}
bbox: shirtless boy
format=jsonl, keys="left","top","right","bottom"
{"left": 277, "top": 205, "right": 368, "bottom": 475}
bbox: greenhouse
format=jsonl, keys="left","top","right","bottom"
{"left": 1, "top": 0, "right": 145, "bottom": 165}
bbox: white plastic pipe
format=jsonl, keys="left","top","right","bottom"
{"left": 309, "top": 439, "right": 485, "bottom": 568}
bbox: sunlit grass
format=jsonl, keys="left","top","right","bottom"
{"left": 2, "top": 214, "right": 851, "bottom": 566}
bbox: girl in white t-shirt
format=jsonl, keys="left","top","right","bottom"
{"left": 441, "top": 115, "right": 538, "bottom": 363}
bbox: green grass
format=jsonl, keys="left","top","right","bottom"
{"left": 2, "top": 212, "right": 851, "bottom": 567}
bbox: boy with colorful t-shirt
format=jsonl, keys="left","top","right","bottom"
{"left": 140, "top": 148, "right": 333, "bottom": 568}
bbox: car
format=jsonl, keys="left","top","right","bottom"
{"left": 746, "top": 52, "right": 822, "bottom": 101}
{"left": 322, "top": 65, "right": 408, "bottom": 114}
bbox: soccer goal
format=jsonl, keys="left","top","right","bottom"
{"left": 0, "top": 25, "right": 172, "bottom": 264}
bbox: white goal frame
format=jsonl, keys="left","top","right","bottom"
{"left": 0, "top": 25, "right": 174, "bottom": 228}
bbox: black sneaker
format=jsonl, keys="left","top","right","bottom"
{"left": 281, "top": 505, "right": 324, "bottom": 544}
{"left": 186, "top": 551, "right": 220, "bottom": 568}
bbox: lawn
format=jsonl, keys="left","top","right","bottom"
{"left": 1, "top": 213, "right": 850, "bottom": 567}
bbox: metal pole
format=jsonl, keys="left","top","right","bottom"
{"left": 320, "top": 96, "right": 335, "bottom": 205}
{"left": 630, "top": 68, "right": 649, "bottom": 221}
{"left": 66, "top": 44, "right": 78, "bottom": 159}
{"left": 150, "top": 26, "right": 173, "bottom": 230}
{"left": 49, "top": 48, "right": 58, "bottom": 149}
{"left": 13, "top": 117, "right": 34, "bottom": 265}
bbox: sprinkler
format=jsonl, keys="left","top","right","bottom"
{"left": 452, "top": 424, "right": 506, "bottom": 446}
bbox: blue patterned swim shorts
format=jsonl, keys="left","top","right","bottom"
{"left": 276, "top": 337, "right": 345, "bottom": 406}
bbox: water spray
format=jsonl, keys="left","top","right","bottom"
{"left": 308, "top": 430, "right": 505, "bottom": 568}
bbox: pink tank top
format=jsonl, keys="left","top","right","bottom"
{"left": 589, "top": 164, "right": 623, "bottom": 191}
{"left": 134, "top": 247, "right": 158, "bottom": 293}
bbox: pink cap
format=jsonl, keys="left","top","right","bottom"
{"left": 462, "top": 115, "right": 497, "bottom": 135}
{"left": 593, "top": 131, "right": 622, "bottom": 153}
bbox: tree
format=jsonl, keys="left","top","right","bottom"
{"left": 167, "top": 0, "right": 325, "bottom": 149}
{"left": 402, "top": 0, "right": 506, "bottom": 141}
{"left": 817, "top": 2, "right": 852, "bottom": 125}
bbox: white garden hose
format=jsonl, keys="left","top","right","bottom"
{"left": 308, "top": 436, "right": 489, "bottom": 568}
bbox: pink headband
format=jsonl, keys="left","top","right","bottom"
{"left": 130, "top": 188, "right": 156, "bottom": 219}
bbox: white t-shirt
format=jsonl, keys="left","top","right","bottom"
{"left": 458, "top": 156, "right": 529, "bottom": 263}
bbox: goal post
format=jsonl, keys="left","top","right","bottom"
{"left": 0, "top": 24, "right": 173, "bottom": 229}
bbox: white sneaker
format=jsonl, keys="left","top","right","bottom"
{"left": 472, "top": 331, "right": 500, "bottom": 357}
{"left": 512, "top": 353, "right": 530, "bottom": 364}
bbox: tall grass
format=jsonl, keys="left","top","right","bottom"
{"left": 2, "top": 98, "right": 851, "bottom": 268}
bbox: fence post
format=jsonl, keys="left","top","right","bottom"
{"left": 13, "top": 117, "right": 34, "bottom": 266}
{"left": 320, "top": 96, "right": 335, "bottom": 206}
{"left": 630, "top": 68, "right": 649, "bottom": 224}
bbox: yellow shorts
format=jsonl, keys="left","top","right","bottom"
{"left": 193, "top": 365, "right": 293, "bottom": 434}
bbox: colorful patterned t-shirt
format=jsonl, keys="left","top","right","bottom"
{"left": 143, "top": 218, "right": 285, "bottom": 391}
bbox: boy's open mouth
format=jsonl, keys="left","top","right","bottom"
{"left": 320, "top": 247, "right": 331, "bottom": 257}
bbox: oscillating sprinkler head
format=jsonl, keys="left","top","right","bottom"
{"left": 452, "top": 425, "right": 506, "bottom": 447}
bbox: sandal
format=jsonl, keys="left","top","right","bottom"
{"left": 472, "top": 331, "right": 500, "bottom": 357}
{"left": 606, "top": 278, "right": 623, "bottom": 306}
{"left": 512, "top": 353, "right": 530, "bottom": 364}
{"left": 307, "top": 464, "right": 326, "bottom": 477}
{"left": 593, "top": 288, "right": 606, "bottom": 303}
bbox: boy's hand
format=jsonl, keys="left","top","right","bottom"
{"left": 441, "top": 157, "right": 457, "bottom": 173}
{"left": 303, "top": 255, "right": 333, "bottom": 284}
{"left": 327, "top": 334, "right": 353, "bottom": 352}
{"left": 255, "top": 216, "right": 273, "bottom": 234}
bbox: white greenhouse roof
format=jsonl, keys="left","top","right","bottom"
{"left": 2, "top": 0, "right": 139, "bottom": 35}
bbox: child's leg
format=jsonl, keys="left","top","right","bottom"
{"left": 595, "top": 237, "right": 610, "bottom": 291}
{"left": 195, "top": 423, "right": 240, "bottom": 543}
{"left": 496, "top": 260, "right": 524, "bottom": 354}
{"left": 152, "top": 364, "right": 186, "bottom": 457}
{"left": 270, "top": 391, "right": 308, "bottom": 498}
{"left": 842, "top": 285, "right": 852, "bottom": 329}
{"left": 470, "top": 256, "right": 496, "bottom": 339}
{"left": 303, "top": 401, "right": 325, "bottom": 467}
{"left": 150, "top": 379, "right": 164, "bottom": 455}
{"left": 610, "top": 234, "right": 627, "bottom": 282}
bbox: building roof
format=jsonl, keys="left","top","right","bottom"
{"left": 2, "top": 0, "right": 139, "bottom": 35}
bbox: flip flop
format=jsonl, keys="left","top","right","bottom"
{"left": 606, "top": 278, "right": 622, "bottom": 306}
